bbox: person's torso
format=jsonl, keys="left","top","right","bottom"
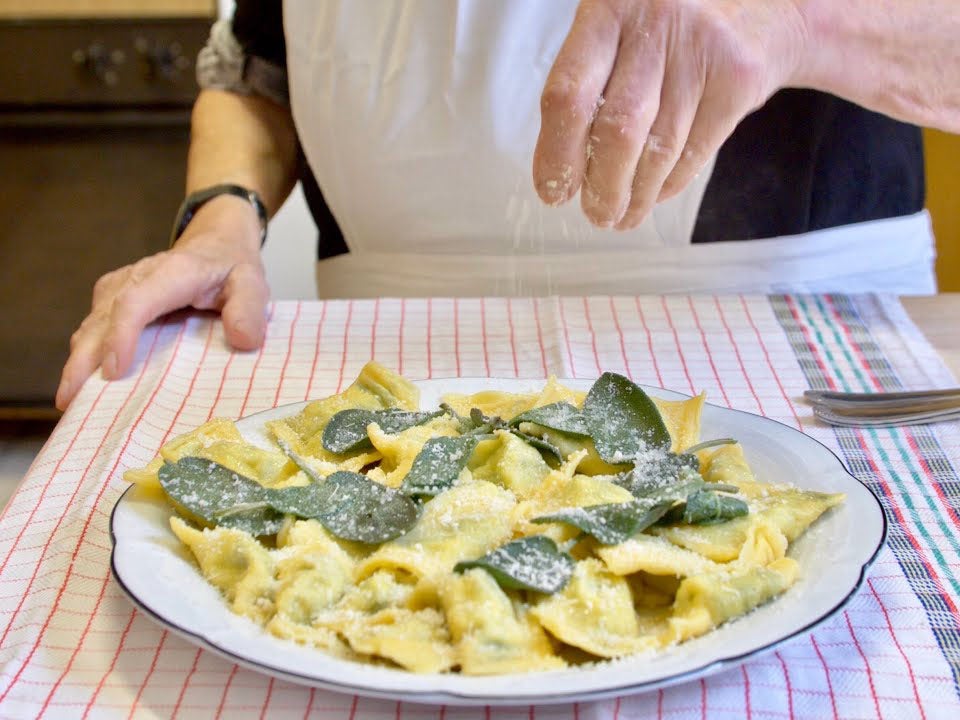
{"left": 278, "top": 0, "right": 934, "bottom": 296}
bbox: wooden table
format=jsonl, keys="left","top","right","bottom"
{"left": 902, "top": 293, "right": 960, "bottom": 378}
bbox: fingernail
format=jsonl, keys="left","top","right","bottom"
{"left": 103, "top": 351, "right": 118, "bottom": 379}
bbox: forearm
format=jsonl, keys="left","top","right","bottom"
{"left": 794, "top": 0, "right": 960, "bottom": 131}
{"left": 186, "top": 88, "right": 299, "bottom": 217}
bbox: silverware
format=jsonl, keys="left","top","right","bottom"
{"left": 804, "top": 387, "right": 960, "bottom": 427}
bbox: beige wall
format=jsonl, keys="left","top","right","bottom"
{"left": 925, "top": 129, "right": 960, "bottom": 291}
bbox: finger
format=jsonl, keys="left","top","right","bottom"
{"left": 220, "top": 262, "right": 270, "bottom": 351}
{"left": 616, "top": 60, "right": 703, "bottom": 230}
{"left": 533, "top": 0, "right": 620, "bottom": 207}
{"left": 101, "top": 253, "right": 226, "bottom": 379}
{"left": 656, "top": 87, "right": 745, "bottom": 204}
{"left": 580, "top": 25, "right": 666, "bottom": 227}
{"left": 56, "top": 313, "right": 110, "bottom": 410}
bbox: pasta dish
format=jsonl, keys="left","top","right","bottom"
{"left": 124, "top": 362, "right": 844, "bottom": 675}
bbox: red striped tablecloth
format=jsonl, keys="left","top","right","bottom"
{"left": 1, "top": 294, "right": 958, "bottom": 719}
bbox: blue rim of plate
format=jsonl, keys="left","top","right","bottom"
{"left": 108, "top": 388, "right": 888, "bottom": 705}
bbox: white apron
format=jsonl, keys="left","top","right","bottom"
{"left": 282, "top": 0, "right": 937, "bottom": 297}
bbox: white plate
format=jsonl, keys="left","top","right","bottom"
{"left": 110, "top": 378, "right": 886, "bottom": 706}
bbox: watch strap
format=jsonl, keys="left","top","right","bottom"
{"left": 169, "top": 183, "right": 268, "bottom": 248}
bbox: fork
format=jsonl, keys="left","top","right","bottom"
{"left": 804, "top": 387, "right": 960, "bottom": 427}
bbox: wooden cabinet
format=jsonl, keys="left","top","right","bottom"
{"left": 0, "top": 14, "right": 210, "bottom": 413}
{"left": 0, "top": 1, "right": 215, "bottom": 18}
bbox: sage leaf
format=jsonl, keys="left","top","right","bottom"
{"left": 470, "top": 408, "right": 489, "bottom": 426}
{"left": 509, "top": 430, "right": 564, "bottom": 463}
{"left": 266, "top": 482, "right": 338, "bottom": 518}
{"left": 464, "top": 408, "right": 508, "bottom": 436}
{"left": 400, "top": 436, "right": 479, "bottom": 497}
{"left": 441, "top": 403, "right": 477, "bottom": 434}
{"left": 509, "top": 402, "right": 590, "bottom": 437}
{"left": 160, "top": 457, "right": 418, "bottom": 542}
{"left": 681, "top": 489, "right": 749, "bottom": 525}
{"left": 158, "top": 457, "right": 285, "bottom": 536}
{"left": 632, "top": 477, "right": 705, "bottom": 504}
{"left": 277, "top": 440, "right": 373, "bottom": 518}
{"left": 313, "top": 471, "right": 420, "bottom": 543}
{"left": 626, "top": 438, "right": 735, "bottom": 487}
{"left": 212, "top": 511, "right": 286, "bottom": 536}
{"left": 584, "top": 372, "right": 670, "bottom": 463}
{"left": 322, "top": 408, "right": 442, "bottom": 454}
{"left": 454, "top": 535, "right": 574, "bottom": 594}
{"left": 615, "top": 453, "right": 700, "bottom": 497}
{"left": 533, "top": 499, "right": 676, "bottom": 545}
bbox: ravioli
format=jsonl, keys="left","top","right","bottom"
{"left": 512, "top": 450, "right": 634, "bottom": 541}
{"left": 355, "top": 480, "right": 516, "bottom": 581}
{"left": 367, "top": 415, "right": 462, "bottom": 487}
{"left": 531, "top": 559, "right": 657, "bottom": 658}
{"left": 595, "top": 532, "right": 722, "bottom": 577}
{"left": 266, "top": 361, "right": 418, "bottom": 460}
{"left": 651, "top": 485, "right": 843, "bottom": 561}
{"left": 467, "top": 430, "right": 552, "bottom": 499}
{"left": 441, "top": 569, "right": 565, "bottom": 674}
{"left": 340, "top": 607, "right": 455, "bottom": 673}
{"left": 667, "top": 557, "right": 799, "bottom": 643}
{"left": 170, "top": 517, "right": 276, "bottom": 625}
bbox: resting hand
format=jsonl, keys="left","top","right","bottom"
{"left": 533, "top": 0, "right": 808, "bottom": 229}
{"left": 55, "top": 196, "right": 269, "bottom": 410}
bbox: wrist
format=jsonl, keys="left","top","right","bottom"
{"left": 785, "top": 0, "right": 839, "bottom": 91}
{"left": 170, "top": 184, "right": 268, "bottom": 250}
{"left": 184, "top": 195, "right": 264, "bottom": 250}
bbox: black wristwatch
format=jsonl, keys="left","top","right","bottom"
{"left": 169, "top": 183, "right": 268, "bottom": 248}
